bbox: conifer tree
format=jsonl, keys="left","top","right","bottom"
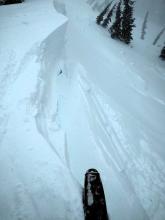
{"left": 121, "top": 0, "right": 135, "bottom": 44}
{"left": 160, "top": 46, "right": 165, "bottom": 60}
{"left": 96, "top": 3, "right": 111, "bottom": 25}
{"left": 110, "top": 1, "right": 122, "bottom": 39}
{"left": 102, "top": 4, "right": 116, "bottom": 28}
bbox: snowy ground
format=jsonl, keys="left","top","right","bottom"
{"left": 0, "top": 0, "right": 165, "bottom": 220}
{"left": 0, "top": 1, "right": 83, "bottom": 220}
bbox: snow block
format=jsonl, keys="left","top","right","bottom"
{"left": 83, "top": 169, "right": 109, "bottom": 220}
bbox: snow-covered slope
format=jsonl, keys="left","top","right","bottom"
{"left": 55, "top": 0, "right": 165, "bottom": 220}
{"left": 0, "top": 0, "right": 165, "bottom": 220}
{"left": 0, "top": 1, "right": 83, "bottom": 220}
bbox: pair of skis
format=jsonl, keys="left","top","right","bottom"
{"left": 83, "top": 169, "right": 109, "bottom": 220}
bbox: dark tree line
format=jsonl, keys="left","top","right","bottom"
{"left": 96, "top": 0, "right": 135, "bottom": 45}
{"left": 96, "top": 2, "right": 112, "bottom": 25}
{"left": 102, "top": 3, "right": 116, "bottom": 28}
{"left": 121, "top": 0, "right": 135, "bottom": 44}
{"left": 0, "top": 0, "right": 23, "bottom": 5}
{"left": 110, "top": 1, "right": 122, "bottom": 39}
{"left": 160, "top": 46, "right": 165, "bottom": 60}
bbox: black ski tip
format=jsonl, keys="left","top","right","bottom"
{"left": 83, "top": 168, "right": 109, "bottom": 220}
{"left": 85, "top": 168, "right": 99, "bottom": 174}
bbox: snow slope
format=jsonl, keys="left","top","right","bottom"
{"left": 0, "top": 1, "right": 83, "bottom": 220}
{"left": 0, "top": 0, "right": 165, "bottom": 220}
{"left": 54, "top": 0, "right": 165, "bottom": 219}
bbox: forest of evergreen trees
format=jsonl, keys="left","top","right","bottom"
{"left": 96, "top": 0, "right": 135, "bottom": 44}
{"left": 96, "top": 0, "right": 164, "bottom": 60}
{"left": 0, "top": 0, "right": 23, "bottom": 5}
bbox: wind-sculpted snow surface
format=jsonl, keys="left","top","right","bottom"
{"left": 0, "top": 0, "right": 165, "bottom": 220}
{"left": 57, "top": 0, "right": 165, "bottom": 220}
{"left": 0, "top": 1, "right": 83, "bottom": 220}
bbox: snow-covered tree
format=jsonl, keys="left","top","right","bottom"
{"left": 102, "top": 4, "right": 116, "bottom": 28}
{"left": 96, "top": 3, "right": 111, "bottom": 25}
{"left": 121, "top": 0, "right": 135, "bottom": 44}
{"left": 110, "top": 1, "right": 122, "bottom": 39}
{"left": 160, "top": 46, "right": 165, "bottom": 60}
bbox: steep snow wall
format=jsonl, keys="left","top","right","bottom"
{"left": 35, "top": 20, "right": 68, "bottom": 162}
{"left": 0, "top": 1, "right": 84, "bottom": 220}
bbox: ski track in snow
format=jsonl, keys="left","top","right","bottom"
{"left": 76, "top": 66, "right": 165, "bottom": 219}
{"left": 0, "top": 0, "right": 165, "bottom": 220}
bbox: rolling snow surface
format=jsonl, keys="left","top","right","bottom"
{"left": 0, "top": 0, "right": 165, "bottom": 220}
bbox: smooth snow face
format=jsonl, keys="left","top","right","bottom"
{"left": 0, "top": 1, "right": 83, "bottom": 220}
{"left": 0, "top": 0, "right": 165, "bottom": 220}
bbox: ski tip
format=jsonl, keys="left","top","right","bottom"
{"left": 83, "top": 168, "right": 109, "bottom": 220}
{"left": 85, "top": 168, "right": 99, "bottom": 174}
